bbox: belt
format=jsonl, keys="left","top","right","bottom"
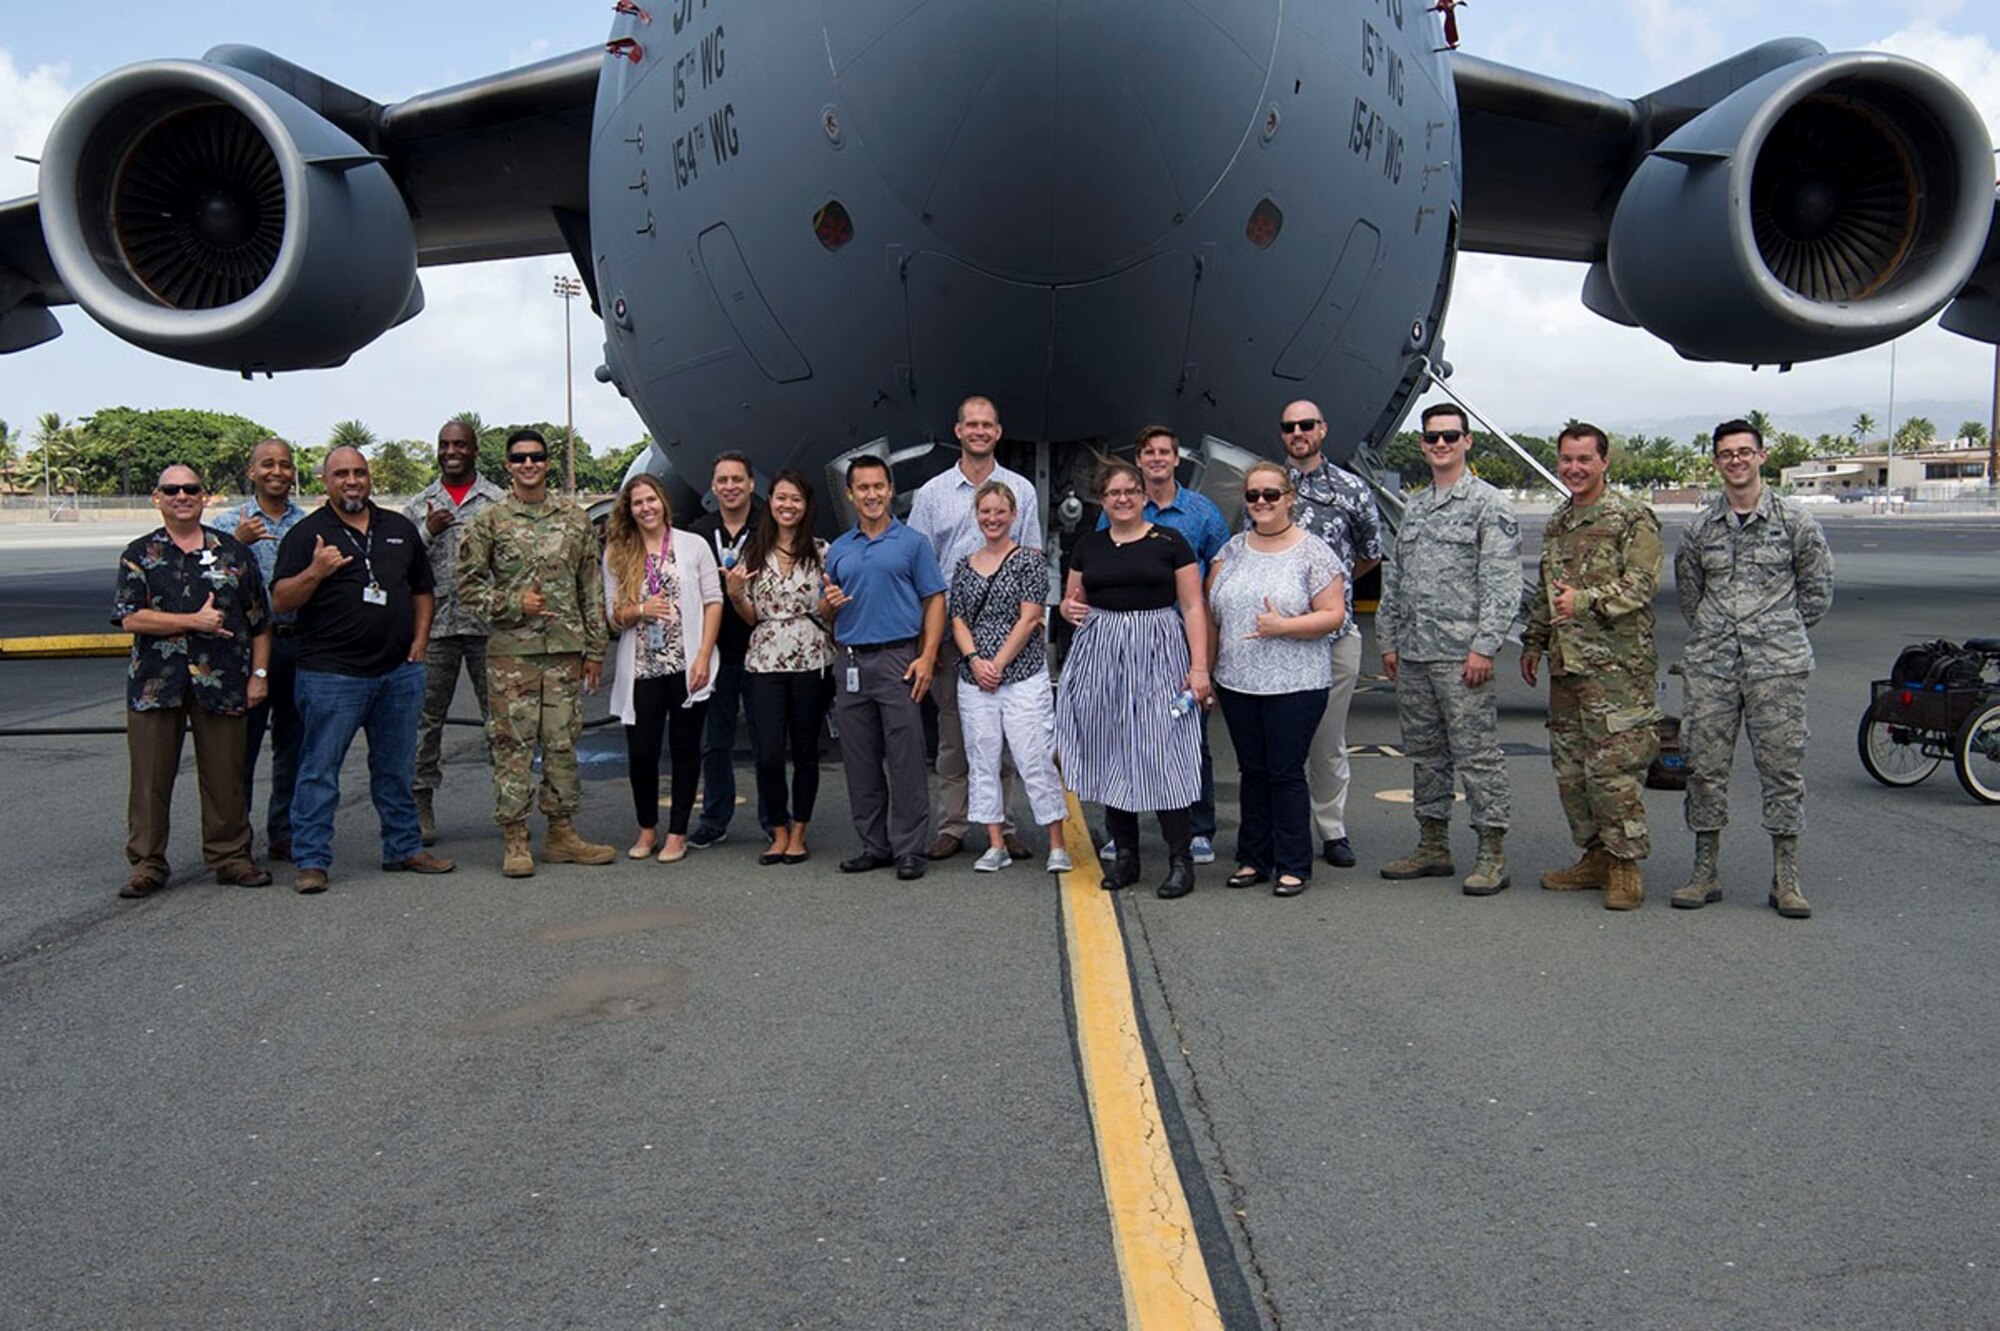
{"left": 846, "top": 636, "right": 917, "bottom": 654}
{"left": 274, "top": 624, "right": 297, "bottom": 637}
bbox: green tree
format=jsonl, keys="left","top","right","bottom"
{"left": 0, "top": 418, "right": 19, "bottom": 491}
{"left": 1744, "top": 408, "right": 1776, "bottom": 442}
{"left": 368, "top": 439, "right": 433, "bottom": 496}
{"left": 1764, "top": 431, "right": 1814, "bottom": 480}
{"left": 1955, "top": 420, "right": 1987, "bottom": 447}
{"left": 1893, "top": 417, "right": 1936, "bottom": 451}
{"left": 78, "top": 407, "right": 271, "bottom": 495}
{"left": 1851, "top": 412, "right": 1876, "bottom": 445}
{"left": 327, "top": 419, "right": 378, "bottom": 452}
{"left": 28, "top": 411, "right": 84, "bottom": 497}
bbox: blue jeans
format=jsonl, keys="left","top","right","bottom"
{"left": 292, "top": 662, "right": 425, "bottom": 871}
{"left": 698, "top": 649, "right": 771, "bottom": 835}
{"left": 1218, "top": 685, "right": 1328, "bottom": 880}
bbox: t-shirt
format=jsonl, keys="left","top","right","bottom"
{"left": 949, "top": 548, "right": 1050, "bottom": 685}
{"left": 1070, "top": 525, "right": 1195, "bottom": 612}
{"left": 1209, "top": 532, "right": 1345, "bottom": 695}
{"left": 273, "top": 503, "right": 435, "bottom": 676}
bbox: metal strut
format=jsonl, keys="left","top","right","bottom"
{"left": 1416, "top": 355, "right": 1562, "bottom": 491}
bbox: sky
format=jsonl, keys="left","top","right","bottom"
{"left": 3, "top": 1, "right": 1998, "bottom": 455}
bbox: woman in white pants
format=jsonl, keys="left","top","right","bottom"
{"left": 947, "top": 481, "right": 1071, "bottom": 873}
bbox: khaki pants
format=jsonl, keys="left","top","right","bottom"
{"left": 127, "top": 700, "right": 252, "bottom": 880}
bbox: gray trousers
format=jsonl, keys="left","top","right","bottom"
{"left": 414, "top": 634, "right": 490, "bottom": 794}
{"left": 836, "top": 641, "right": 932, "bottom": 860}
{"left": 1682, "top": 670, "right": 1808, "bottom": 836}
{"left": 1308, "top": 630, "right": 1364, "bottom": 842}
{"left": 1398, "top": 657, "right": 1511, "bottom": 830}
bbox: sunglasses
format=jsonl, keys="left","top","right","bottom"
{"left": 1279, "top": 419, "right": 1320, "bottom": 434}
{"left": 158, "top": 483, "right": 204, "bottom": 497}
{"left": 1244, "top": 488, "right": 1288, "bottom": 505}
{"left": 508, "top": 451, "right": 549, "bottom": 464}
{"left": 1422, "top": 430, "right": 1466, "bottom": 444}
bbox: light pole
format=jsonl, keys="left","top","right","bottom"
{"left": 552, "top": 274, "right": 585, "bottom": 494}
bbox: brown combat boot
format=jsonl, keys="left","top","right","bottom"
{"left": 1541, "top": 844, "right": 1612, "bottom": 891}
{"left": 1381, "top": 818, "right": 1454, "bottom": 880}
{"left": 1603, "top": 857, "right": 1644, "bottom": 911}
{"left": 501, "top": 821, "right": 535, "bottom": 878}
{"left": 544, "top": 817, "right": 616, "bottom": 866}
{"left": 1768, "top": 834, "right": 1811, "bottom": 919}
{"left": 1671, "top": 831, "right": 1722, "bottom": 909}
{"left": 416, "top": 789, "right": 437, "bottom": 847}
{"left": 1461, "top": 828, "right": 1511, "bottom": 895}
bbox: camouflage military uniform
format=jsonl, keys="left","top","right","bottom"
{"left": 1376, "top": 473, "right": 1522, "bottom": 829}
{"left": 1674, "top": 488, "right": 1833, "bottom": 835}
{"left": 1522, "top": 489, "right": 1663, "bottom": 859}
{"left": 457, "top": 496, "right": 608, "bottom": 825}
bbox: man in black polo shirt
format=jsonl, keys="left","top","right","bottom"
{"left": 272, "top": 446, "right": 455, "bottom": 893}
{"left": 683, "top": 451, "right": 770, "bottom": 848}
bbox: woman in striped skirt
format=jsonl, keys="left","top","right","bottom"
{"left": 1056, "top": 459, "right": 1214, "bottom": 898}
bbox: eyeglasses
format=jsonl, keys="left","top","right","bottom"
{"left": 158, "top": 483, "right": 204, "bottom": 497}
{"left": 1101, "top": 487, "right": 1143, "bottom": 500}
{"left": 1244, "top": 488, "right": 1288, "bottom": 505}
{"left": 508, "top": 451, "right": 549, "bottom": 464}
{"left": 1714, "top": 447, "right": 1762, "bottom": 463}
{"left": 1279, "top": 419, "right": 1320, "bottom": 434}
{"left": 1422, "top": 430, "right": 1466, "bottom": 444}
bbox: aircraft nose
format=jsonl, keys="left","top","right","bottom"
{"left": 827, "top": 0, "right": 1277, "bottom": 279}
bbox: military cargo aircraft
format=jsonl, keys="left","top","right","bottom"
{"left": 2, "top": 1, "right": 1995, "bottom": 528}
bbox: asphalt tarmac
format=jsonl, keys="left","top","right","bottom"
{"left": 2, "top": 508, "right": 1997, "bottom": 1329}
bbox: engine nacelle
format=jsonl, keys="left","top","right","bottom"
{"left": 1603, "top": 53, "right": 1992, "bottom": 364}
{"left": 37, "top": 59, "right": 421, "bottom": 373}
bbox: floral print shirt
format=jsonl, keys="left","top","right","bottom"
{"left": 744, "top": 541, "right": 833, "bottom": 674}
{"left": 634, "top": 546, "right": 688, "bottom": 678}
{"left": 112, "top": 527, "right": 270, "bottom": 715}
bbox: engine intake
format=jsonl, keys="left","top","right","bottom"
{"left": 1603, "top": 53, "right": 1992, "bottom": 363}
{"left": 38, "top": 59, "right": 421, "bottom": 372}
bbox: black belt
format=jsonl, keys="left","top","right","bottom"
{"left": 847, "top": 636, "right": 917, "bottom": 654}
{"left": 274, "top": 624, "right": 297, "bottom": 637}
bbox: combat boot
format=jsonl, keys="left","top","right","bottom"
{"left": 1768, "top": 834, "right": 1811, "bottom": 919}
{"left": 544, "top": 817, "right": 617, "bottom": 865}
{"left": 501, "top": 821, "right": 535, "bottom": 878}
{"left": 1603, "top": 856, "right": 1644, "bottom": 911}
{"left": 1461, "top": 828, "right": 1511, "bottom": 895}
{"left": 1540, "top": 844, "right": 1611, "bottom": 891}
{"left": 416, "top": 789, "right": 436, "bottom": 847}
{"left": 1671, "top": 831, "right": 1722, "bottom": 909}
{"left": 1381, "top": 818, "right": 1455, "bottom": 880}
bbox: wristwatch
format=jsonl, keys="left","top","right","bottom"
{"left": 252, "top": 668, "right": 269, "bottom": 679}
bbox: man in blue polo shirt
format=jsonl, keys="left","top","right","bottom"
{"left": 823, "top": 455, "right": 948, "bottom": 881}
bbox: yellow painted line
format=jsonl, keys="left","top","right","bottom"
{"left": 1058, "top": 792, "right": 1223, "bottom": 1331}
{"left": 0, "top": 633, "right": 130, "bottom": 659}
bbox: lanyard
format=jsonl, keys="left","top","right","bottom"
{"left": 338, "top": 520, "right": 377, "bottom": 587}
{"left": 712, "top": 522, "right": 748, "bottom": 568}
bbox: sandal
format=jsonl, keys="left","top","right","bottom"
{"left": 1226, "top": 867, "right": 1267, "bottom": 889}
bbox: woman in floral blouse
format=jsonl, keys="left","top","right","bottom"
{"left": 724, "top": 470, "right": 835, "bottom": 865}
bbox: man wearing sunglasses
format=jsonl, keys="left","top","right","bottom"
{"left": 1276, "top": 402, "right": 1384, "bottom": 870}
{"left": 1670, "top": 419, "right": 1833, "bottom": 919}
{"left": 114, "top": 466, "right": 274, "bottom": 897}
{"left": 1377, "top": 403, "right": 1522, "bottom": 894}
{"left": 457, "top": 428, "right": 616, "bottom": 877}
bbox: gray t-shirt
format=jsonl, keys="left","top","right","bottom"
{"left": 1209, "top": 531, "right": 1345, "bottom": 695}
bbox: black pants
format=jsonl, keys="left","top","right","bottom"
{"left": 626, "top": 674, "right": 709, "bottom": 834}
{"left": 1104, "top": 805, "right": 1193, "bottom": 860}
{"left": 748, "top": 669, "right": 832, "bottom": 827}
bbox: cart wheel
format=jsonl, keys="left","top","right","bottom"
{"left": 1952, "top": 701, "right": 2000, "bottom": 804}
{"left": 1857, "top": 709, "right": 1939, "bottom": 786}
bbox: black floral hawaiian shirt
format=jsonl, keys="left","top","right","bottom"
{"left": 111, "top": 527, "right": 270, "bottom": 715}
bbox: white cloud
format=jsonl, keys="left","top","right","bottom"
{"left": 1871, "top": 20, "right": 2000, "bottom": 140}
{"left": 0, "top": 47, "right": 72, "bottom": 200}
{"left": 1629, "top": 0, "right": 1728, "bottom": 82}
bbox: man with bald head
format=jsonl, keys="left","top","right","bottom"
{"left": 211, "top": 437, "right": 307, "bottom": 859}
{"left": 272, "top": 445, "right": 453, "bottom": 893}
{"left": 1276, "top": 401, "right": 1383, "bottom": 869}
{"left": 114, "top": 464, "right": 274, "bottom": 897}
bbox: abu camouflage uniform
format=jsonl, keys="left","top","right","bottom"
{"left": 1522, "top": 489, "right": 1663, "bottom": 859}
{"left": 1376, "top": 472, "right": 1522, "bottom": 829}
{"left": 1674, "top": 487, "right": 1833, "bottom": 835}
{"left": 457, "top": 495, "right": 608, "bottom": 825}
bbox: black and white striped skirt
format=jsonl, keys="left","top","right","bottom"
{"left": 1056, "top": 606, "right": 1202, "bottom": 811}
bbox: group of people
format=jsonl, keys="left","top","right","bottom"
{"left": 115, "top": 395, "right": 1832, "bottom": 920}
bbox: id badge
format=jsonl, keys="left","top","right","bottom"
{"left": 845, "top": 665, "right": 861, "bottom": 693}
{"left": 361, "top": 583, "right": 389, "bottom": 607}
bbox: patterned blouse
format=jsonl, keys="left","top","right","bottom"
{"left": 112, "top": 527, "right": 270, "bottom": 715}
{"left": 744, "top": 540, "right": 833, "bottom": 674}
{"left": 1209, "top": 531, "right": 1345, "bottom": 696}
{"left": 634, "top": 546, "right": 688, "bottom": 678}
{"left": 949, "top": 546, "right": 1049, "bottom": 686}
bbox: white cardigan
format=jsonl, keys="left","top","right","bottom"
{"left": 603, "top": 527, "right": 724, "bottom": 725}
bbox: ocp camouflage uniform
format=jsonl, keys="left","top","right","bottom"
{"left": 1674, "top": 487, "right": 1832, "bottom": 835}
{"left": 457, "top": 496, "right": 607, "bottom": 825}
{"left": 1522, "top": 489, "right": 1662, "bottom": 859}
{"left": 1377, "top": 472, "right": 1522, "bottom": 829}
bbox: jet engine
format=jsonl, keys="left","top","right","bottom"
{"left": 36, "top": 59, "right": 421, "bottom": 373}
{"left": 1601, "top": 53, "right": 1992, "bottom": 364}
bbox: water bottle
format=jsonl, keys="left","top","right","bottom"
{"left": 1168, "top": 689, "right": 1197, "bottom": 719}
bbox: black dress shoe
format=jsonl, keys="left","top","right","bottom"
{"left": 1323, "top": 837, "right": 1357, "bottom": 868}
{"left": 1226, "top": 867, "right": 1267, "bottom": 889}
{"left": 758, "top": 851, "right": 787, "bottom": 866}
{"left": 1273, "top": 875, "right": 1308, "bottom": 897}
{"left": 839, "top": 852, "right": 894, "bottom": 874}
{"left": 1156, "top": 855, "right": 1195, "bottom": 899}
{"left": 896, "top": 855, "right": 928, "bottom": 881}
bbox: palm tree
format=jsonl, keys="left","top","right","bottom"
{"left": 31, "top": 411, "right": 81, "bottom": 509}
{"left": 1955, "top": 420, "right": 1987, "bottom": 447}
{"left": 0, "top": 418, "right": 19, "bottom": 492}
{"left": 327, "top": 419, "right": 378, "bottom": 451}
{"left": 1851, "top": 412, "right": 1877, "bottom": 445}
{"left": 1894, "top": 417, "right": 1936, "bottom": 451}
{"left": 1744, "top": 408, "right": 1776, "bottom": 441}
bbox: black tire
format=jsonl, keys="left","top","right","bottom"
{"left": 1952, "top": 701, "right": 2000, "bottom": 805}
{"left": 1857, "top": 710, "right": 1938, "bottom": 787}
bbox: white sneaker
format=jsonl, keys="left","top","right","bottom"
{"left": 1191, "top": 836, "right": 1216, "bottom": 865}
{"left": 1098, "top": 839, "right": 1119, "bottom": 861}
{"left": 974, "top": 847, "right": 1012, "bottom": 872}
{"left": 1046, "top": 848, "right": 1074, "bottom": 874}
